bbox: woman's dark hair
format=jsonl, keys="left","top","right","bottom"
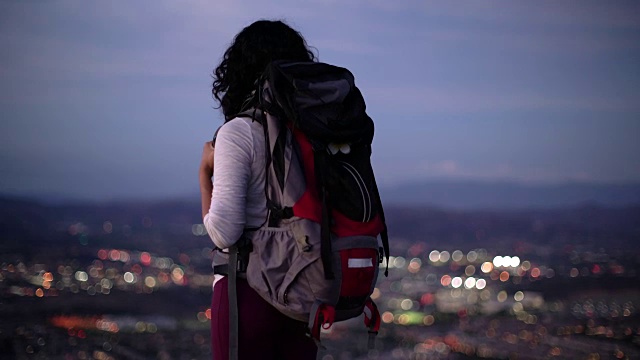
{"left": 212, "top": 20, "right": 316, "bottom": 120}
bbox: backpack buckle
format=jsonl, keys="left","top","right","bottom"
{"left": 268, "top": 206, "right": 294, "bottom": 227}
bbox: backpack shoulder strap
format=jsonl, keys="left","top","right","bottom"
{"left": 233, "top": 108, "right": 292, "bottom": 226}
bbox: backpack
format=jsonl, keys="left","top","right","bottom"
{"left": 223, "top": 60, "right": 390, "bottom": 358}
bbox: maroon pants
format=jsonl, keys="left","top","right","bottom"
{"left": 211, "top": 277, "right": 318, "bottom": 360}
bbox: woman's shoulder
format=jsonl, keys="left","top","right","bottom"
{"left": 217, "top": 116, "right": 263, "bottom": 151}
{"left": 221, "top": 116, "right": 263, "bottom": 134}
{"left": 220, "top": 116, "right": 251, "bottom": 132}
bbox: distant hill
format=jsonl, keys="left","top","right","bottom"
{"left": 379, "top": 180, "right": 640, "bottom": 209}
{"left": 3, "top": 180, "right": 640, "bottom": 210}
{"left": 1, "top": 196, "right": 638, "bottom": 252}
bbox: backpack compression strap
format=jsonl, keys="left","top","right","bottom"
{"left": 314, "top": 150, "right": 335, "bottom": 280}
{"left": 370, "top": 171, "right": 390, "bottom": 276}
{"left": 363, "top": 298, "right": 381, "bottom": 349}
{"left": 228, "top": 244, "right": 239, "bottom": 360}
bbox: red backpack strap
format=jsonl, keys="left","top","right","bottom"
{"left": 363, "top": 298, "right": 381, "bottom": 349}
{"left": 308, "top": 301, "right": 336, "bottom": 347}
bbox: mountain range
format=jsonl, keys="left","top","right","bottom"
{"left": 379, "top": 180, "right": 640, "bottom": 209}
{"left": 3, "top": 180, "right": 640, "bottom": 210}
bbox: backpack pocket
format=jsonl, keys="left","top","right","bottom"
{"left": 245, "top": 220, "right": 380, "bottom": 322}
{"left": 245, "top": 219, "right": 333, "bottom": 321}
{"left": 332, "top": 237, "right": 380, "bottom": 320}
{"left": 338, "top": 248, "right": 378, "bottom": 298}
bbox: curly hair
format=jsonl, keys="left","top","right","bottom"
{"left": 212, "top": 20, "right": 316, "bottom": 120}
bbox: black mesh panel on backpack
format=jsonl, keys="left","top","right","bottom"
{"left": 325, "top": 146, "right": 378, "bottom": 223}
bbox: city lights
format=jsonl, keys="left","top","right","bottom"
{"left": 464, "top": 265, "right": 476, "bottom": 276}
{"left": 408, "top": 258, "right": 422, "bottom": 273}
{"left": 514, "top": 291, "right": 524, "bottom": 302}
{"left": 466, "top": 251, "right": 478, "bottom": 263}
{"left": 475, "top": 279, "right": 487, "bottom": 290}
{"left": 492, "top": 255, "right": 521, "bottom": 268}
{"left": 451, "top": 250, "right": 464, "bottom": 262}
{"left": 429, "top": 251, "right": 440, "bottom": 262}
{"left": 3, "top": 203, "right": 638, "bottom": 360}
{"left": 439, "top": 251, "right": 451, "bottom": 263}
{"left": 75, "top": 271, "right": 88, "bottom": 282}
{"left": 123, "top": 272, "right": 136, "bottom": 284}
{"left": 464, "top": 277, "right": 476, "bottom": 289}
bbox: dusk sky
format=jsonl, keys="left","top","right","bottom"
{"left": 1, "top": 1, "right": 639, "bottom": 201}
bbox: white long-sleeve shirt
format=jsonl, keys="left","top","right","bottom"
{"left": 204, "top": 117, "right": 267, "bottom": 249}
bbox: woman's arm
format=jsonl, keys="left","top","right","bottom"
{"left": 199, "top": 141, "right": 215, "bottom": 220}
{"left": 202, "top": 119, "right": 254, "bottom": 249}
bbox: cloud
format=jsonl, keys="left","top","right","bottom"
{"left": 423, "top": 1, "right": 640, "bottom": 29}
{"left": 413, "top": 27, "right": 640, "bottom": 56}
{"left": 373, "top": 158, "right": 624, "bottom": 186}
{"left": 433, "top": 160, "right": 459, "bottom": 175}
{"left": 364, "top": 85, "right": 640, "bottom": 114}
{"left": 312, "top": 39, "right": 383, "bottom": 56}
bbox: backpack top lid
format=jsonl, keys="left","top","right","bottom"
{"left": 260, "top": 60, "right": 374, "bottom": 147}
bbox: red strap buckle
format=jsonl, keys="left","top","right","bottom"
{"left": 311, "top": 304, "right": 336, "bottom": 340}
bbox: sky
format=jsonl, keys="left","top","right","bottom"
{"left": 1, "top": 1, "right": 639, "bottom": 201}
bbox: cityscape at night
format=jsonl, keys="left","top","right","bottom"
{"left": 1, "top": 198, "right": 638, "bottom": 359}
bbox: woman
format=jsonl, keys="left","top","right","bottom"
{"left": 199, "top": 20, "right": 318, "bottom": 360}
